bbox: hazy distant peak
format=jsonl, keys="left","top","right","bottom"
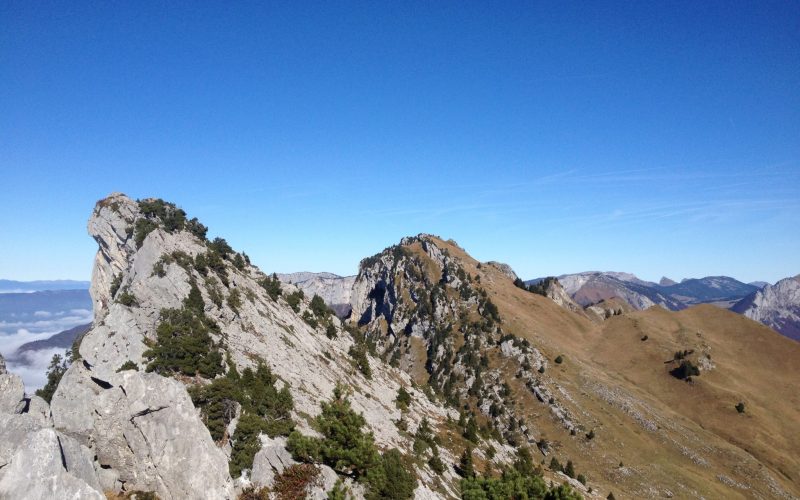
{"left": 275, "top": 271, "right": 343, "bottom": 283}
{"left": 659, "top": 276, "right": 677, "bottom": 286}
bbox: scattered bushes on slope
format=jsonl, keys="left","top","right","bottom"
{"left": 144, "top": 282, "right": 224, "bottom": 378}
{"left": 461, "top": 448, "right": 582, "bottom": 500}
{"left": 259, "top": 273, "right": 282, "bottom": 300}
{"left": 348, "top": 343, "right": 372, "bottom": 379}
{"left": 191, "top": 362, "right": 295, "bottom": 478}
{"left": 110, "top": 273, "right": 123, "bottom": 297}
{"left": 116, "top": 289, "right": 138, "bottom": 307}
{"left": 287, "top": 385, "right": 416, "bottom": 499}
{"left": 286, "top": 290, "right": 304, "bottom": 312}
{"left": 310, "top": 294, "right": 333, "bottom": 319}
{"left": 521, "top": 277, "right": 559, "bottom": 297}
{"left": 227, "top": 289, "right": 242, "bottom": 314}
{"left": 395, "top": 386, "right": 412, "bottom": 410}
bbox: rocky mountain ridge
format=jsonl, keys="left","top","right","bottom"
{"left": 349, "top": 234, "right": 800, "bottom": 498}
{"left": 0, "top": 194, "right": 591, "bottom": 500}
{"left": 0, "top": 195, "right": 451, "bottom": 499}
{"left": 1, "top": 194, "right": 798, "bottom": 499}
{"left": 732, "top": 275, "right": 800, "bottom": 341}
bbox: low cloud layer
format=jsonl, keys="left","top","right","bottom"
{"left": 6, "top": 347, "right": 68, "bottom": 392}
{"left": 0, "top": 307, "right": 92, "bottom": 391}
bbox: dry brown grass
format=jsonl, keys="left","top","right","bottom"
{"left": 413, "top": 236, "right": 800, "bottom": 498}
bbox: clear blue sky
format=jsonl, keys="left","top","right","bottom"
{"left": 1, "top": 1, "right": 798, "bottom": 284}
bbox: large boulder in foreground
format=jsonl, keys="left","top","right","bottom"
{"left": 51, "top": 367, "right": 235, "bottom": 499}
{"left": 0, "top": 428, "right": 103, "bottom": 500}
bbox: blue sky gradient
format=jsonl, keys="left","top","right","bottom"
{"left": 1, "top": 1, "right": 798, "bottom": 283}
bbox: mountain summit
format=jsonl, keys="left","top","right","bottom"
{"left": 0, "top": 194, "right": 798, "bottom": 499}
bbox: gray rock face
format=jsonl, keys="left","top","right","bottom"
{"left": 250, "top": 436, "right": 296, "bottom": 489}
{"left": 0, "top": 372, "right": 25, "bottom": 414}
{"left": 39, "top": 194, "right": 457, "bottom": 499}
{"left": 277, "top": 272, "right": 356, "bottom": 318}
{"left": 52, "top": 368, "right": 235, "bottom": 499}
{"left": 542, "top": 279, "right": 584, "bottom": 315}
{"left": 0, "top": 413, "right": 42, "bottom": 469}
{"left": 307, "top": 464, "right": 339, "bottom": 500}
{"left": 0, "top": 428, "right": 104, "bottom": 500}
{"left": 0, "top": 370, "right": 103, "bottom": 500}
{"left": 88, "top": 192, "right": 141, "bottom": 319}
{"left": 26, "top": 395, "right": 52, "bottom": 427}
{"left": 732, "top": 275, "right": 800, "bottom": 341}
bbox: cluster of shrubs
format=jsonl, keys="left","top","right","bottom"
{"left": 395, "top": 386, "right": 412, "bottom": 410}
{"left": 459, "top": 447, "right": 581, "bottom": 499}
{"left": 303, "top": 294, "right": 337, "bottom": 338}
{"left": 109, "top": 272, "right": 139, "bottom": 307}
{"left": 549, "top": 457, "right": 587, "bottom": 485}
{"left": 670, "top": 360, "right": 700, "bottom": 380}
{"left": 413, "top": 417, "right": 445, "bottom": 475}
{"left": 286, "top": 289, "right": 304, "bottom": 312}
{"left": 144, "top": 281, "right": 224, "bottom": 379}
{"left": 357, "top": 244, "right": 412, "bottom": 276}
{"left": 134, "top": 198, "right": 207, "bottom": 248}
{"left": 271, "top": 463, "right": 319, "bottom": 499}
{"left": 191, "top": 361, "right": 294, "bottom": 478}
{"left": 347, "top": 324, "right": 375, "bottom": 379}
{"left": 287, "top": 385, "right": 417, "bottom": 499}
{"left": 259, "top": 273, "right": 282, "bottom": 300}
{"left": 153, "top": 237, "right": 242, "bottom": 291}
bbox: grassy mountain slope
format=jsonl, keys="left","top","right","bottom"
{"left": 352, "top": 235, "right": 800, "bottom": 499}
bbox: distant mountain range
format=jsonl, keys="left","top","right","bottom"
{"left": 529, "top": 273, "right": 748, "bottom": 310}
{"left": 0, "top": 279, "right": 89, "bottom": 293}
{"left": 526, "top": 271, "right": 799, "bottom": 342}
{"left": 528, "top": 272, "right": 759, "bottom": 310}
{"left": 14, "top": 323, "right": 92, "bottom": 355}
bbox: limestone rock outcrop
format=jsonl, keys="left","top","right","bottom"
{"left": 277, "top": 272, "right": 356, "bottom": 318}
{"left": 0, "top": 354, "right": 104, "bottom": 499}
{"left": 52, "top": 367, "right": 234, "bottom": 498}
{"left": 0, "top": 368, "right": 25, "bottom": 414}
{"left": 732, "top": 275, "right": 800, "bottom": 341}
{"left": 31, "top": 194, "right": 457, "bottom": 499}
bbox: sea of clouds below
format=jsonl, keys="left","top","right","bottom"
{"left": 0, "top": 308, "right": 93, "bottom": 391}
